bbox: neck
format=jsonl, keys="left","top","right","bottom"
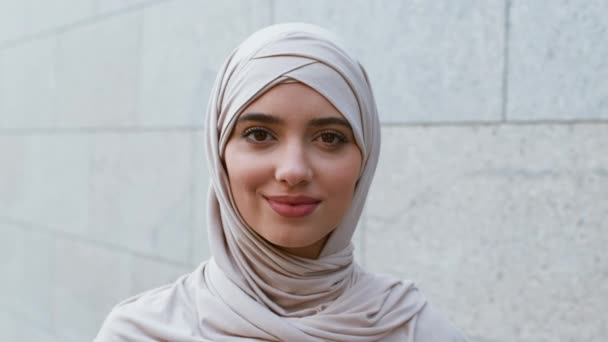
{"left": 279, "top": 235, "right": 329, "bottom": 259}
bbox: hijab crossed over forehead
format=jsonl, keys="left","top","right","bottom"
{"left": 96, "top": 23, "right": 427, "bottom": 342}
{"left": 201, "top": 23, "right": 425, "bottom": 340}
{"left": 207, "top": 22, "right": 378, "bottom": 260}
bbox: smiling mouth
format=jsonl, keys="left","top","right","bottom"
{"left": 264, "top": 195, "right": 321, "bottom": 218}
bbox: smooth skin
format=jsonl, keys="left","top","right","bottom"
{"left": 223, "top": 82, "right": 362, "bottom": 259}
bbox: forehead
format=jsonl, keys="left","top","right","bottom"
{"left": 239, "top": 82, "right": 346, "bottom": 122}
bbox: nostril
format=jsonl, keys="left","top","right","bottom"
{"left": 275, "top": 158, "right": 313, "bottom": 186}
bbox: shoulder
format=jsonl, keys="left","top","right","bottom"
{"left": 95, "top": 282, "right": 180, "bottom": 341}
{"left": 413, "top": 301, "right": 469, "bottom": 342}
{"left": 95, "top": 270, "right": 201, "bottom": 341}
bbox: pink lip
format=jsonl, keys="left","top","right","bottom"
{"left": 265, "top": 195, "right": 321, "bottom": 218}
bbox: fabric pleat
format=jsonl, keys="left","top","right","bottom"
{"left": 96, "top": 23, "right": 429, "bottom": 342}
{"left": 200, "top": 23, "right": 426, "bottom": 340}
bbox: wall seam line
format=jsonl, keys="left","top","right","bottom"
{"left": 0, "top": 305, "right": 57, "bottom": 339}
{"left": 0, "top": 216, "right": 191, "bottom": 268}
{"left": 3, "top": 118, "right": 608, "bottom": 136}
{"left": 188, "top": 131, "right": 197, "bottom": 266}
{"left": 501, "top": 0, "right": 512, "bottom": 122}
{"left": 0, "top": 126, "right": 205, "bottom": 135}
{"left": 381, "top": 119, "right": 608, "bottom": 128}
{"left": 0, "top": 0, "right": 173, "bottom": 52}
{"left": 269, "top": 0, "right": 276, "bottom": 24}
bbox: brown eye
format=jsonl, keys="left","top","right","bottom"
{"left": 252, "top": 130, "right": 268, "bottom": 141}
{"left": 321, "top": 133, "right": 338, "bottom": 144}
{"left": 243, "top": 127, "right": 274, "bottom": 143}
{"left": 317, "top": 131, "right": 347, "bottom": 146}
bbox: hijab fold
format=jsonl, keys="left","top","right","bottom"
{"left": 98, "top": 23, "right": 427, "bottom": 342}
{"left": 200, "top": 23, "right": 426, "bottom": 340}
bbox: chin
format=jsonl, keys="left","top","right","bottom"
{"left": 261, "top": 227, "right": 332, "bottom": 258}
{"left": 264, "top": 232, "right": 315, "bottom": 249}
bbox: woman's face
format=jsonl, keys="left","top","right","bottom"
{"left": 224, "top": 82, "right": 362, "bottom": 259}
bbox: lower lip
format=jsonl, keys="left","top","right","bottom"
{"left": 266, "top": 199, "right": 319, "bottom": 218}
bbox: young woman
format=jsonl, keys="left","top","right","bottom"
{"left": 96, "top": 23, "right": 467, "bottom": 341}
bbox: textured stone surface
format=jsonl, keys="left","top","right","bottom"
{"left": 0, "top": 311, "right": 59, "bottom": 342}
{"left": 0, "top": 1, "right": 95, "bottom": 45}
{"left": 191, "top": 130, "right": 211, "bottom": 265}
{"left": 26, "top": 0, "right": 96, "bottom": 34}
{"left": 0, "top": 37, "right": 56, "bottom": 129}
{"left": 366, "top": 124, "right": 608, "bottom": 341}
{"left": 0, "top": 2, "right": 27, "bottom": 44}
{"left": 88, "top": 132, "right": 193, "bottom": 263}
{"left": 96, "top": 0, "right": 160, "bottom": 14}
{"left": 129, "top": 256, "right": 191, "bottom": 296}
{"left": 53, "top": 243, "right": 191, "bottom": 341}
{"left": 0, "top": 223, "right": 191, "bottom": 342}
{"left": 0, "top": 132, "right": 194, "bottom": 263}
{"left": 508, "top": 1, "right": 608, "bottom": 120}
{"left": 0, "top": 37, "right": 57, "bottom": 130}
{"left": 0, "top": 61, "right": 3, "bottom": 115}
{"left": 53, "top": 237, "right": 132, "bottom": 341}
{"left": 2, "top": 2, "right": 608, "bottom": 342}
{"left": 351, "top": 218, "right": 365, "bottom": 265}
{"left": 274, "top": 0, "right": 504, "bottom": 123}
{"left": 0, "top": 135, "right": 90, "bottom": 235}
{"left": 138, "top": 0, "right": 271, "bottom": 126}
{"left": 55, "top": 11, "right": 141, "bottom": 127}
{"left": 0, "top": 224, "right": 53, "bottom": 329}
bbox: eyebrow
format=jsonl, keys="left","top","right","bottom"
{"left": 237, "top": 112, "right": 351, "bottom": 128}
{"left": 237, "top": 112, "right": 283, "bottom": 124}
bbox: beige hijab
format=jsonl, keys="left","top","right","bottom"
{"left": 97, "top": 23, "right": 427, "bottom": 341}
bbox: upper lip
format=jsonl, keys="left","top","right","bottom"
{"left": 264, "top": 195, "right": 321, "bottom": 205}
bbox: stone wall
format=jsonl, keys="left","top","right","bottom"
{"left": 1, "top": 1, "right": 606, "bottom": 341}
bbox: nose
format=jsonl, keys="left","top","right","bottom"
{"left": 274, "top": 142, "right": 313, "bottom": 187}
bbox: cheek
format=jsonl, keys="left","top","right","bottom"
{"left": 224, "top": 144, "right": 269, "bottom": 199}
{"left": 319, "top": 149, "right": 362, "bottom": 199}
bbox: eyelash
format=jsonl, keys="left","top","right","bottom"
{"left": 242, "top": 126, "right": 274, "bottom": 143}
{"left": 241, "top": 127, "right": 348, "bottom": 146}
{"left": 316, "top": 130, "right": 347, "bottom": 145}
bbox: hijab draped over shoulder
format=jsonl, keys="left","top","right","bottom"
{"left": 96, "top": 23, "right": 449, "bottom": 342}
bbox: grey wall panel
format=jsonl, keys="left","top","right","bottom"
{"left": 87, "top": 131, "right": 194, "bottom": 263}
{"left": 55, "top": 12, "right": 142, "bottom": 128}
{"left": 274, "top": 0, "right": 505, "bottom": 123}
{"left": 0, "top": 310, "right": 58, "bottom": 342}
{"left": 138, "top": 0, "right": 272, "bottom": 127}
{"left": 0, "top": 38, "right": 56, "bottom": 128}
{"left": 0, "top": 132, "right": 195, "bottom": 264}
{"left": 508, "top": 0, "right": 608, "bottom": 120}
{"left": 366, "top": 124, "right": 608, "bottom": 341}
{"left": 0, "top": 1, "right": 95, "bottom": 45}
{"left": 1, "top": 1, "right": 607, "bottom": 341}
{"left": 0, "top": 224, "right": 53, "bottom": 334}
{"left": 0, "top": 134, "right": 91, "bottom": 235}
